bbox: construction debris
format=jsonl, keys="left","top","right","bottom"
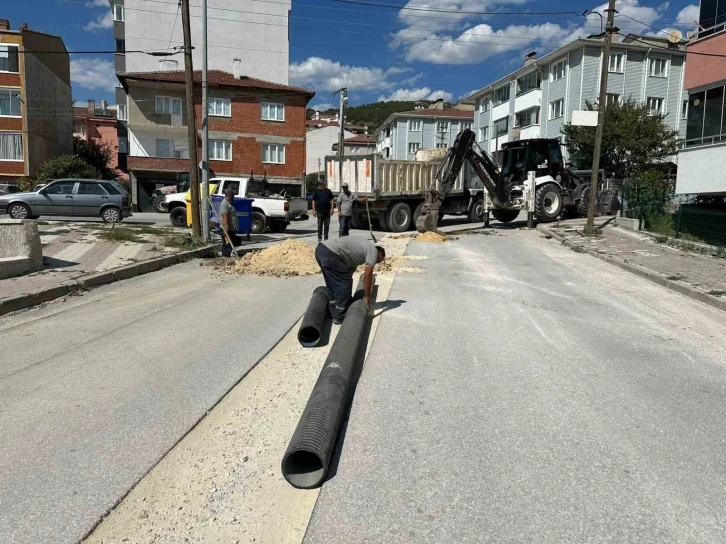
{"left": 415, "top": 231, "right": 447, "bottom": 243}
{"left": 216, "top": 240, "right": 320, "bottom": 277}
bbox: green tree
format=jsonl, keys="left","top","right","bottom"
{"left": 73, "top": 137, "right": 118, "bottom": 180}
{"left": 37, "top": 155, "right": 101, "bottom": 182}
{"left": 305, "top": 173, "right": 320, "bottom": 194}
{"left": 562, "top": 98, "right": 678, "bottom": 180}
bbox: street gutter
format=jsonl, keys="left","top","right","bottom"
{"left": 538, "top": 225, "right": 726, "bottom": 313}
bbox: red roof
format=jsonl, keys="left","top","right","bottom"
{"left": 120, "top": 70, "right": 315, "bottom": 97}
{"left": 73, "top": 106, "right": 117, "bottom": 120}
{"left": 344, "top": 134, "right": 376, "bottom": 144}
{"left": 306, "top": 119, "right": 367, "bottom": 131}
{"left": 395, "top": 108, "right": 474, "bottom": 119}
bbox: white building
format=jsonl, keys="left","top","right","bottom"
{"left": 307, "top": 126, "right": 354, "bottom": 176}
{"left": 468, "top": 35, "right": 687, "bottom": 159}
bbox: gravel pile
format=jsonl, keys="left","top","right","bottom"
{"left": 221, "top": 240, "right": 320, "bottom": 277}
{"left": 415, "top": 231, "right": 447, "bottom": 243}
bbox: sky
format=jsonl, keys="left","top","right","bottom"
{"left": 3, "top": 0, "right": 701, "bottom": 110}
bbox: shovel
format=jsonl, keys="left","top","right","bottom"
{"left": 365, "top": 198, "right": 377, "bottom": 243}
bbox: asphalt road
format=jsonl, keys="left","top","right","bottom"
{"left": 305, "top": 230, "right": 726, "bottom": 543}
{"left": 0, "top": 262, "right": 320, "bottom": 544}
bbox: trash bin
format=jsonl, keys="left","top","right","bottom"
{"left": 210, "top": 195, "right": 253, "bottom": 241}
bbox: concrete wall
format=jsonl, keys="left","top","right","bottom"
{"left": 676, "top": 142, "right": 726, "bottom": 194}
{"left": 123, "top": 0, "right": 290, "bottom": 85}
{"left": 0, "top": 219, "right": 42, "bottom": 279}
{"left": 306, "top": 126, "right": 353, "bottom": 175}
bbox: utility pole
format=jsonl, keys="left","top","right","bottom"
{"left": 200, "top": 0, "right": 210, "bottom": 242}
{"left": 337, "top": 88, "right": 347, "bottom": 186}
{"left": 181, "top": 0, "right": 201, "bottom": 240}
{"left": 585, "top": 0, "right": 617, "bottom": 235}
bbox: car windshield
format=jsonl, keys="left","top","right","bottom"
{"left": 500, "top": 147, "right": 529, "bottom": 179}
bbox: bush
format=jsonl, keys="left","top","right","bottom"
{"left": 645, "top": 213, "right": 674, "bottom": 236}
{"left": 73, "top": 137, "right": 119, "bottom": 180}
{"left": 37, "top": 155, "right": 101, "bottom": 182}
{"left": 15, "top": 176, "right": 37, "bottom": 192}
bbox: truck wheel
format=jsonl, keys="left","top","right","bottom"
{"left": 251, "top": 211, "right": 267, "bottom": 234}
{"left": 270, "top": 220, "right": 288, "bottom": 233}
{"left": 578, "top": 187, "right": 591, "bottom": 217}
{"left": 377, "top": 211, "right": 390, "bottom": 231}
{"left": 491, "top": 209, "right": 519, "bottom": 223}
{"left": 170, "top": 207, "right": 187, "bottom": 228}
{"left": 468, "top": 199, "right": 485, "bottom": 223}
{"left": 350, "top": 213, "right": 360, "bottom": 229}
{"left": 413, "top": 202, "right": 425, "bottom": 225}
{"left": 535, "top": 183, "right": 563, "bottom": 222}
{"left": 386, "top": 201, "right": 412, "bottom": 232}
{"left": 152, "top": 194, "right": 167, "bottom": 213}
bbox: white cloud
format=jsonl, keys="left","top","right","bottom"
{"left": 86, "top": 0, "right": 109, "bottom": 6}
{"left": 71, "top": 58, "right": 117, "bottom": 92}
{"left": 84, "top": 11, "right": 114, "bottom": 32}
{"left": 289, "top": 57, "right": 403, "bottom": 92}
{"left": 378, "top": 87, "right": 453, "bottom": 102}
{"left": 310, "top": 103, "right": 335, "bottom": 111}
{"left": 675, "top": 4, "right": 699, "bottom": 25}
{"left": 397, "top": 0, "right": 526, "bottom": 32}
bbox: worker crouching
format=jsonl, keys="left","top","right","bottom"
{"left": 315, "top": 237, "right": 385, "bottom": 324}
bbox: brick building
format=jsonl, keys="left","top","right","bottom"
{"left": 0, "top": 18, "right": 72, "bottom": 182}
{"left": 117, "top": 69, "right": 314, "bottom": 211}
{"left": 675, "top": 0, "right": 726, "bottom": 197}
{"left": 73, "top": 100, "right": 127, "bottom": 180}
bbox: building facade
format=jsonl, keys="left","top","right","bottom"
{"left": 333, "top": 134, "right": 376, "bottom": 155}
{"left": 675, "top": 1, "right": 726, "bottom": 196}
{"left": 469, "top": 35, "right": 687, "bottom": 159}
{"left": 373, "top": 103, "right": 474, "bottom": 160}
{"left": 0, "top": 18, "right": 72, "bottom": 182}
{"left": 73, "top": 100, "right": 127, "bottom": 180}
{"left": 305, "top": 115, "right": 368, "bottom": 175}
{"left": 117, "top": 70, "right": 313, "bottom": 211}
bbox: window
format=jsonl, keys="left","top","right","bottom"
{"left": 483, "top": 97, "right": 490, "bottom": 112}
{"left": 606, "top": 93, "right": 620, "bottom": 106}
{"left": 408, "top": 142, "right": 420, "bottom": 154}
{"left": 113, "top": 4, "right": 125, "bottom": 21}
{"left": 209, "top": 97, "right": 231, "bottom": 117}
{"left": 73, "top": 123, "right": 86, "bottom": 136}
{"left": 681, "top": 99, "right": 688, "bottom": 120}
{"left": 516, "top": 71, "right": 541, "bottom": 96}
{"left": 409, "top": 119, "right": 422, "bottom": 131}
{"left": 115, "top": 39, "right": 125, "bottom": 53}
{"left": 159, "top": 59, "right": 178, "bottom": 71}
{"left": 549, "top": 98, "right": 564, "bottom": 119}
{"left": 78, "top": 182, "right": 108, "bottom": 195}
{"left": 460, "top": 122, "right": 472, "bottom": 132}
{"left": 551, "top": 59, "right": 566, "bottom": 81}
{"left": 262, "top": 143, "right": 285, "bottom": 163}
{"left": 687, "top": 90, "right": 706, "bottom": 142}
{"left": 0, "top": 45, "right": 19, "bottom": 73}
{"left": 0, "top": 89, "right": 21, "bottom": 117}
{"left": 515, "top": 107, "right": 540, "bottom": 128}
{"left": 0, "top": 133, "right": 23, "bottom": 161}
{"left": 436, "top": 121, "right": 449, "bottom": 133}
{"left": 118, "top": 136, "right": 128, "bottom": 154}
{"left": 155, "top": 96, "right": 181, "bottom": 115}
{"left": 156, "top": 139, "right": 172, "bottom": 158}
{"left": 436, "top": 143, "right": 447, "bottom": 149}
{"left": 492, "top": 85, "right": 510, "bottom": 106}
{"left": 703, "top": 86, "right": 724, "bottom": 137}
{"left": 480, "top": 126, "right": 489, "bottom": 140}
{"left": 210, "top": 140, "right": 232, "bottom": 161}
{"left": 261, "top": 102, "right": 284, "bottom": 121}
{"left": 45, "top": 181, "right": 76, "bottom": 195}
{"left": 351, "top": 146, "right": 360, "bottom": 153}
{"left": 647, "top": 97, "right": 664, "bottom": 115}
{"left": 117, "top": 103, "right": 127, "bottom": 121}
{"left": 609, "top": 53, "right": 624, "bottom": 73}
{"left": 224, "top": 180, "right": 240, "bottom": 194}
{"left": 101, "top": 182, "right": 121, "bottom": 195}
{"left": 493, "top": 116, "right": 508, "bottom": 137}
{"left": 649, "top": 57, "right": 668, "bottom": 77}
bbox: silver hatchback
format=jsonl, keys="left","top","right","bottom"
{"left": 0, "top": 179, "right": 132, "bottom": 222}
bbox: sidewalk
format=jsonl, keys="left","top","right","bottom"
{"left": 539, "top": 222, "right": 726, "bottom": 311}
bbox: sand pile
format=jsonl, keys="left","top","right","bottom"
{"left": 222, "top": 239, "right": 320, "bottom": 277}
{"left": 415, "top": 231, "right": 447, "bottom": 243}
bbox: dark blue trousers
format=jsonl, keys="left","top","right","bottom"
{"left": 315, "top": 243, "right": 353, "bottom": 321}
{"left": 339, "top": 215, "right": 351, "bottom": 237}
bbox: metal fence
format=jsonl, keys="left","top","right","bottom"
{"left": 675, "top": 205, "right": 726, "bottom": 247}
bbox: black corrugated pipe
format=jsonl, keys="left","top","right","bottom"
{"left": 298, "top": 286, "right": 330, "bottom": 347}
{"left": 282, "top": 279, "right": 369, "bottom": 489}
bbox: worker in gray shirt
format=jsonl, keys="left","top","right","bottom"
{"left": 218, "top": 188, "right": 240, "bottom": 257}
{"left": 336, "top": 182, "right": 365, "bottom": 237}
{"left": 315, "top": 237, "right": 386, "bottom": 323}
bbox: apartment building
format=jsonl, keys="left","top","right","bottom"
{"left": 305, "top": 115, "right": 368, "bottom": 175}
{"left": 469, "top": 35, "right": 687, "bottom": 159}
{"left": 373, "top": 101, "right": 474, "bottom": 160}
{"left": 0, "top": 18, "right": 72, "bottom": 182}
{"left": 117, "top": 69, "right": 313, "bottom": 211}
{"left": 675, "top": 0, "right": 726, "bottom": 196}
{"left": 332, "top": 134, "right": 376, "bottom": 155}
{"left": 73, "top": 99, "right": 127, "bottom": 180}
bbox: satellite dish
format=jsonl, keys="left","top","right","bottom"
{"left": 667, "top": 29, "right": 683, "bottom": 43}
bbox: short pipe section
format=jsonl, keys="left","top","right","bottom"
{"left": 297, "top": 286, "right": 330, "bottom": 347}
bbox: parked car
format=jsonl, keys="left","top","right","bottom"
{"left": 0, "top": 183, "right": 22, "bottom": 195}
{"left": 0, "top": 179, "right": 132, "bottom": 222}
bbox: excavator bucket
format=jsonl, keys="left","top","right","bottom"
{"left": 416, "top": 204, "right": 440, "bottom": 233}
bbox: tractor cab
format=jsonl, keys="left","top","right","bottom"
{"left": 499, "top": 139, "right": 565, "bottom": 184}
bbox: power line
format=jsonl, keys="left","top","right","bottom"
{"left": 617, "top": 32, "right": 726, "bottom": 57}
{"left": 329, "top": 0, "right": 581, "bottom": 17}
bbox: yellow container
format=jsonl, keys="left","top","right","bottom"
{"left": 184, "top": 183, "right": 218, "bottom": 228}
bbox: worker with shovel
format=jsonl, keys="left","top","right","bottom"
{"left": 315, "top": 237, "right": 385, "bottom": 324}
{"left": 219, "top": 188, "right": 240, "bottom": 257}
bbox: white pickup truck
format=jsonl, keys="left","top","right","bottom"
{"left": 165, "top": 177, "right": 308, "bottom": 234}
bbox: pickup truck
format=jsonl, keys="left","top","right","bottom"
{"left": 164, "top": 176, "right": 308, "bottom": 233}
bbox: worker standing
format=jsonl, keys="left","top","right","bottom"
{"left": 336, "top": 182, "right": 365, "bottom": 237}
{"left": 218, "top": 188, "right": 240, "bottom": 257}
{"left": 315, "top": 237, "right": 385, "bottom": 324}
{"left": 311, "top": 179, "right": 334, "bottom": 243}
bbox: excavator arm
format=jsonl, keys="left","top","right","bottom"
{"left": 416, "top": 129, "right": 502, "bottom": 233}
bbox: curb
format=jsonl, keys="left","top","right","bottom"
{"left": 538, "top": 226, "right": 726, "bottom": 313}
{"left": 0, "top": 245, "right": 217, "bottom": 317}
